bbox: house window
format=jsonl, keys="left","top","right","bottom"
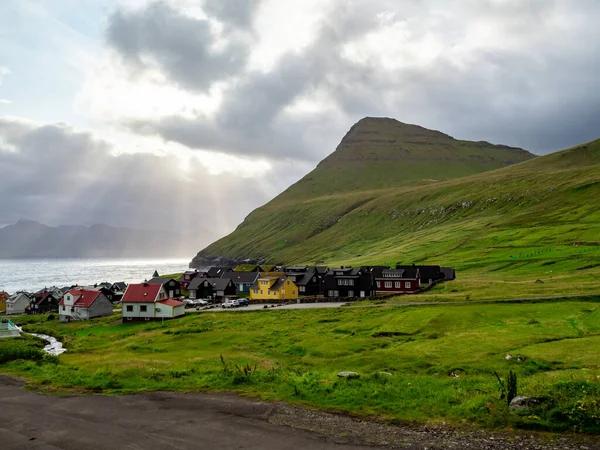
{"left": 267, "top": 291, "right": 270, "bottom": 295}
{"left": 260, "top": 290, "right": 264, "bottom": 295}
{"left": 348, "top": 291, "right": 354, "bottom": 297}
{"left": 385, "top": 281, "right": 392, "bottom": 288}
{"left": 328, "top": 290, "right": 334, "bottom": 296}
{"left": 287, "top": 281, "right": 290, "bottom": 285}
{"left": 405, "top": 282, "right": 411, "bottom": 289}
{"left": 395, "top": 282, "right": 401, "bottom": 289}
{"left": 62, "top": 306, "right": 65, "bottom": 311}
{"left": 126, "top": 305, "right": 133, "bottom": 312}
{"left": 349, "top": 279, "right": 354, "bottom": 286}
{"left": 292, "top": 290, "right": 296, "bottom": 295}
{"left": 299, "top": 286, "right": 305, "bottom": 292}
{"left": 140, "top": 305, "right": 147, "bottom": 312}
{"left": 376, "top": 281, "right": 381, "bottom": 288}
{"left": 253, "top": 289, "right": 258, "bottom": 294}
{"left": 190, "top": 291, "right": 196, "bottom": 299}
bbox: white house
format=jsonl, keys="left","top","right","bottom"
{"left": 58, "top": 289, "right": 114, "bottom": 322}
{"left": 6, "top": 292, "right": 32, "bottom": 315}
{"left": 121, "top": 283, "right": 185, "bottom": 322}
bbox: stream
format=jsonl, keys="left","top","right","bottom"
{"left": 28, "top": 333, "right": 67, "bottom": 356}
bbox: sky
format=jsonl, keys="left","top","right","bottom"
{"left": 1, "top": 0, "right": 599, "bottom": 237}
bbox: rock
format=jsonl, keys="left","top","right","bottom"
{"left": 377, "top": 372, "right": 393, "bottom": 377}
{"left": 535, "top": 279, "right": 544, "bottom": 284}
{"left": 505, "top": 353, "right": 512, "bottom": 360}
{"left": 509, "top": 396, "right": 545, "bottom": 410}
{"left": 338, "top": 371, "right": 359, "bottom": 379}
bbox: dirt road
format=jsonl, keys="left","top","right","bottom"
{"left": 0, "top": 376, "right": 597, "bottom": 450}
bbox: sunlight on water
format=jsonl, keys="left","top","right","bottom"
{"left": 0, "top": 258, "right": 190, "bottom": 293}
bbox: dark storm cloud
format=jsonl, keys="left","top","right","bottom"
{"left": 0, "top": 117, "right": 270, "bottom": 234}
{"left": 106, "top": 0, "right": 600, "bottom": 159}
{"left": 106, "top": 1, "right": 247, "bottom": 91}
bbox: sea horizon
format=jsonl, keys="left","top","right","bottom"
{"left": 0, "top": 257, "right": 193, "bottom": 294}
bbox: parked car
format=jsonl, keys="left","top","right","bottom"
{"left": 222, "top": 299, "right": 239, "bottom": 308}
{"left": 237, "top": 298, "right": 249, "bottom": 306}
{"left": 193, "top": 299, "right": 209, "bottom": 306}
{"left": 183, "top": 299, "right": 195, "bottom": 307}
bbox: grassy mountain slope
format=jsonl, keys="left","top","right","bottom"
{"left": 192, "top": 120, "right": 600, "bottom": 298}
{"left": 278, "top": 117, "right": 533, "bottom": 199}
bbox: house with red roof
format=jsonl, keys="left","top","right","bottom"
{"left": 121, "top": 283, "right": 185, "bottom": 322}
{"left": 59, "top": 289, "right": 113, "bottom": 322}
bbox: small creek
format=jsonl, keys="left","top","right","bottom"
{"left": 28, "top": 333, "right": 67, "bottom": 356}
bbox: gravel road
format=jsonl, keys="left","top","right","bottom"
{"left": 1, "top": 376, "right": 598, "bottom": 449}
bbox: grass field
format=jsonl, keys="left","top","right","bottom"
{"left": 2, "top": 301, "right": 600, "bottom": 433}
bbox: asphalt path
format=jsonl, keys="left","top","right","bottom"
{"left": 0, "top": 377, "right": 373, "bottom": 450}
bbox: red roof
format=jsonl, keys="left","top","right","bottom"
{"left": 122, "top": 283, "right": 162, "bottom": 303}
{"left": 158, "top": 299, "right": 185, "bottom": 307}
{"left": 59, "top": 289, "right": 102, "bottom": 308}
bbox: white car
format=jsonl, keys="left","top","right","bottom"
{"left": 222, "top": 299, "right": 239, "bottom": 308}
{"left": 194, "top": 299, "right": 209, "bottom": 306}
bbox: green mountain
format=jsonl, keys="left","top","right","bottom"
{"left": 277, "top": 117, "right": 532, "bottom": 199}
{"left": 190, "top": 117, "right": 547, "bottom": 268}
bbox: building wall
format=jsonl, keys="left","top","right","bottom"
{"left": 122, "top": 302, "right": 156, "bottom": 320}
{"left": 173, "top": 305, "right": 185, "bottom": 317}
{"left": 250, "top": 278, "right": 298, "bottom": 300}
{"left": 155, "top": 303, "right": 173, "bottom": 318}
{"left": 6, "top": 295, "right": 30, "bottom": 315}
{"left": 88, "top": 295, "right": 114, "bottom": 318}
{"left": 375, "top": 279, "right": 419, "bottom": 293}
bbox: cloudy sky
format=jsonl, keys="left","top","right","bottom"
{"left": 1, "top": 0, "right": 599, "bottom": 236}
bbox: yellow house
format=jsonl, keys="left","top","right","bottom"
{"left": 250, "top": 274, "right": 299, "bottom": 301}
{"left": 0, "top": 292, "right": 7, "bottom": 312}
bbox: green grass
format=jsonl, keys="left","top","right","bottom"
{"left": 196, "top": 137, "right": 600, "bottom": 301}
{"left": 3, "top": 303, "right": 600, "bottom": 433}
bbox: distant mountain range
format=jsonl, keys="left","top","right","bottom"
{"left": 0, "top": 220, "right": 217, "bottom": 259}
{"left": 190, "top": 116, "right": 600, "bottom": 272}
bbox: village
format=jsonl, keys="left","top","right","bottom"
{"left": 0, "top": 263, "right": 455, "bottom": 328}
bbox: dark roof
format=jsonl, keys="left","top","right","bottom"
{"left": 111, "top": 282, "right": 127, "bottom": 291}
{"left": 416, "top": 265, "right": 443, "bottom": 280}
{"left": 207, "top": 266, "right": 234, "bottom": 278}
{"left": 284, "top": 265, "right": 309, "bottom": 272}
{"left": 378, "top": 268, "right": 419, "bottom": 279}
{"left": 327, "top": 267, "right": 362, "bottom": 277}
{"left": 270, "top": 277, "right": 292, "bottom": 291}
{"left": 363, "top": 266, "right": 390, "bottom": 278}
{"left": 228, "top": 272, "right": 259, "bottom": 284}
{"left": 315, "top": 266, "right": 330, "bottom": 274}
{"left": 146, "top": 277, "right": 178, "bottom": 286}
{"left": 285, "top": 268, "right": 317, "bottom": 286}
{"left": 394, "top": 266, "right": 420, "bottom": 278}
{"left": 210, "top": 278, "right": 234, "bottom": 290}
{"left": 188, "top": 277, "right": 233, "bottom": 291}
{"left": 178, "top": 271, "right": 202, "bottom": 283}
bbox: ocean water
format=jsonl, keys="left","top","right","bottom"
{"left": 0, "top": 258, "right": 191, "bottom": 294}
